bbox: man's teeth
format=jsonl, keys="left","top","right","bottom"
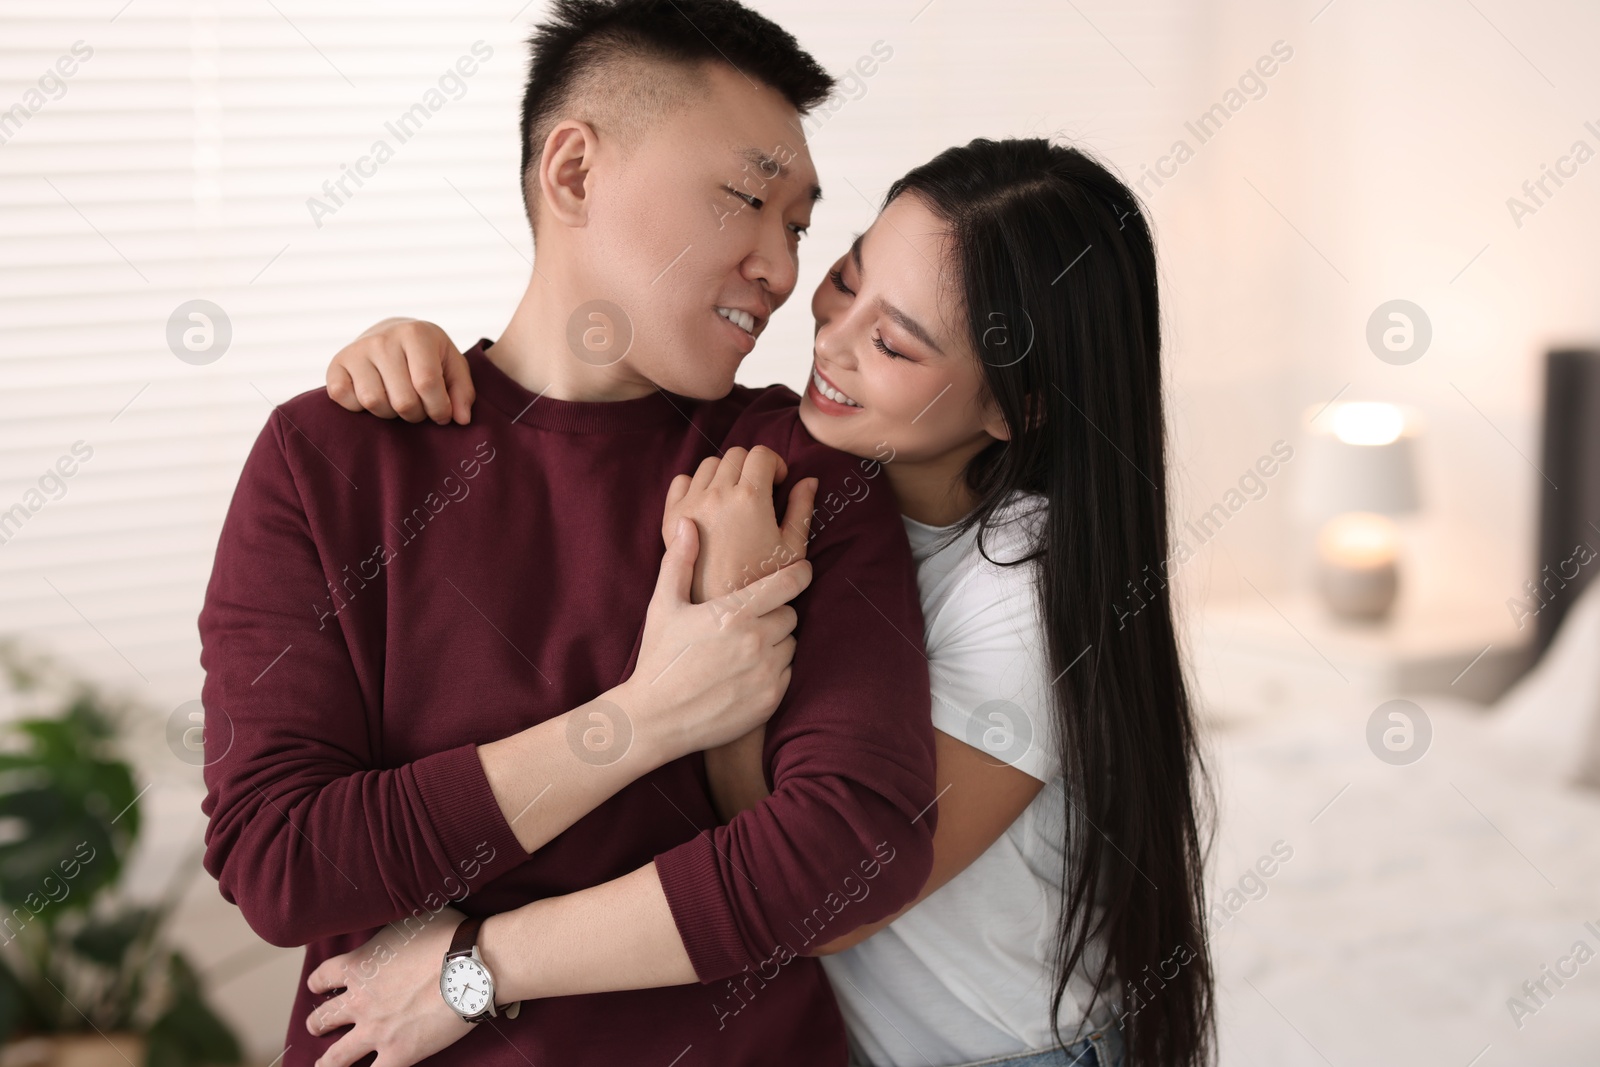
{"left": 716, "top": 307, "right": 756, "bottom": 335}
{"left": 812, "top": 366, "right": 861, "bottom": 407}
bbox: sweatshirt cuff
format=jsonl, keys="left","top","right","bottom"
{"left": 654, "top": 830, "right": 746, "bottom": 982}
{"left": 411, "top": 743, "right": 527, "bottom": 888}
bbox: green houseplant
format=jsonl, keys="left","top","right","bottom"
{"left": 0, "top": 641, "right": 241, "bottom": 1067}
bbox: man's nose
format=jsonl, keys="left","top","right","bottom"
{"left": 740, "top": 219, "right": 799, "bottom": 304}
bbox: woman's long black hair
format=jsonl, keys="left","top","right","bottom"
{"left": 886, "top": 138, "right": 1216, "bottom": 1067}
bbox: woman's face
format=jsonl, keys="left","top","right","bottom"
{"left": 797, "top": 193, "right": 1010, "bottom": 471}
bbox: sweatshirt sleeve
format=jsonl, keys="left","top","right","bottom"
{"left": 197, "top": 410, "right": 526, "bottom": 948}
{"left": 653, "top": 432, "right": 938, "bottom": 982}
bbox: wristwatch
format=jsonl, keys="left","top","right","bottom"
{"left": 439, "top": 914, "right": 520, "bottom": 1022}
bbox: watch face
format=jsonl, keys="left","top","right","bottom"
{"left": 440, "top": 956, "right": 493, "bottom": 1017}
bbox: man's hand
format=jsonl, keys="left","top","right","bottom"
{"left": 304, "top": 907, "right": 477, "bottom": 1067}
{"left": 614, "top": 518, "right": 812, "bottom": 764}
{"left": 326, "top": 318, "right": 475, "bottom": 425}
{"left": 661, "top": 446, "right": 818, "bottom": 604}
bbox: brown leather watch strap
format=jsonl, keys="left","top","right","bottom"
{"left": 447, "top": 914, "right": 484, "bottom": 958}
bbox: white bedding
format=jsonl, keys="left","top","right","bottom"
{"left": 1206, "top": 692, "right": 1600, "bottom": 1065}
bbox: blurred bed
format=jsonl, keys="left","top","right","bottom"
{"left": 1204, "top": 348, "right": 1600, "bottom": 1066}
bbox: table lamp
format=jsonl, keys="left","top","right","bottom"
{"left": 1296, "top": 401, "right": 1422, "bottom": 621}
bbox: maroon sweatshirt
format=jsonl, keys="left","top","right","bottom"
{"left": 197, "top": 341, "right": 936, "bottom": 1066}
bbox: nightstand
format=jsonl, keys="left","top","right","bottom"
{"left": 1186, "top": 592, "right": 1535, "bottom": 724}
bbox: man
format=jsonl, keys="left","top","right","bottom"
{"left": 196, "top": 2, "right": 936, "bottom": 1065}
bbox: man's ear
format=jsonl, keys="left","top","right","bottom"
{"left": 537, "top": 119, "right": 599, "bottom": 228}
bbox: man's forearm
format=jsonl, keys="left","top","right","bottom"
{"left": 477, "top": 691, "right": 673, "bottom": 855}
{"left": 477, "top": 862, "right": 696, "bottom": 1001}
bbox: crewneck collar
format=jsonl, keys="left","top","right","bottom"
{"left": 466, "top": 338, "right": 699, "bottom": 434}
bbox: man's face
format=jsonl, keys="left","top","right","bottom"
{"left": 577, "top": 63, "right": 821, "bottom": 399}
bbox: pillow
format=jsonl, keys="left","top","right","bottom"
{"left": 1578, "top": 708, "right": 1600, "bottom": 790}
{"left": 1487, "top": 574, "right": 1600, "bottom": 786}
{"left": 1578, "top": 614, "right": 1600, "bottom": 790}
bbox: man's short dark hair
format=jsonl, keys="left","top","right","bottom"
{"left": 518, "top": 0, "right": 834, "bottom": 220}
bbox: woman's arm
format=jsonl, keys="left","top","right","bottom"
{"left": 705, "top": 723, "right": 1044, "bottom": 953}
{"left": 811, "top": 730, "right": 1043, "bottom": 952}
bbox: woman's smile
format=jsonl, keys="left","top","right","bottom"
{"left": 806, "top": 362, "right": 864, "bottom": 412}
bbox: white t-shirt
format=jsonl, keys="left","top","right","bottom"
{"left": 822, "top": 492, "right": 1119, "bottom": 1067}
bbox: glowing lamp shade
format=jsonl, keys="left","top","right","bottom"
{"left": 1330, "top": 401, "right": 1405, "bottom": 445}
{"left": 1297, "top": 402, "right": 1421, "bottom": 621}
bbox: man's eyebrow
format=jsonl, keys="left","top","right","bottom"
{"left": 740, "top": 146, "right": 823, "bottom": 202}
{"left": 852, "top": 232, "right": 943, "bottom": 355}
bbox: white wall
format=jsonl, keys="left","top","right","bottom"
{"left": 3, "top": 0, "right": 1597, "bottom": 1060}
{"left": 2, "top": 1, "right": 536, "bottom": 1054}
{"left": 1146, "top": 0, "right": 1600, "bottom": 616}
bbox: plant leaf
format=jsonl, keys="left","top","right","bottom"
{"left": 71, "top": 906, "right": 158, "bottom": 966}
{"left": 144, "top": 954, "right": 242, "bottom": 1067}
{"left": 0, "top": 951, "right": 44, "bottom": 1043}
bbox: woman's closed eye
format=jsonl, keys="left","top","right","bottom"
{"left": 830, "top": 269, "right": 910, "bottom": 360}
{"left": 872, "top": 335, "right": 908, "bottom": 360}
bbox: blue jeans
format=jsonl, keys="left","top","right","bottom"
{"left": 939, "top": 1024, "right": 1125, "bottom": 1067}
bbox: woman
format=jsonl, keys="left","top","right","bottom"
{"left": 319, "top": 138, "right": 1215, "bottom": 1067}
